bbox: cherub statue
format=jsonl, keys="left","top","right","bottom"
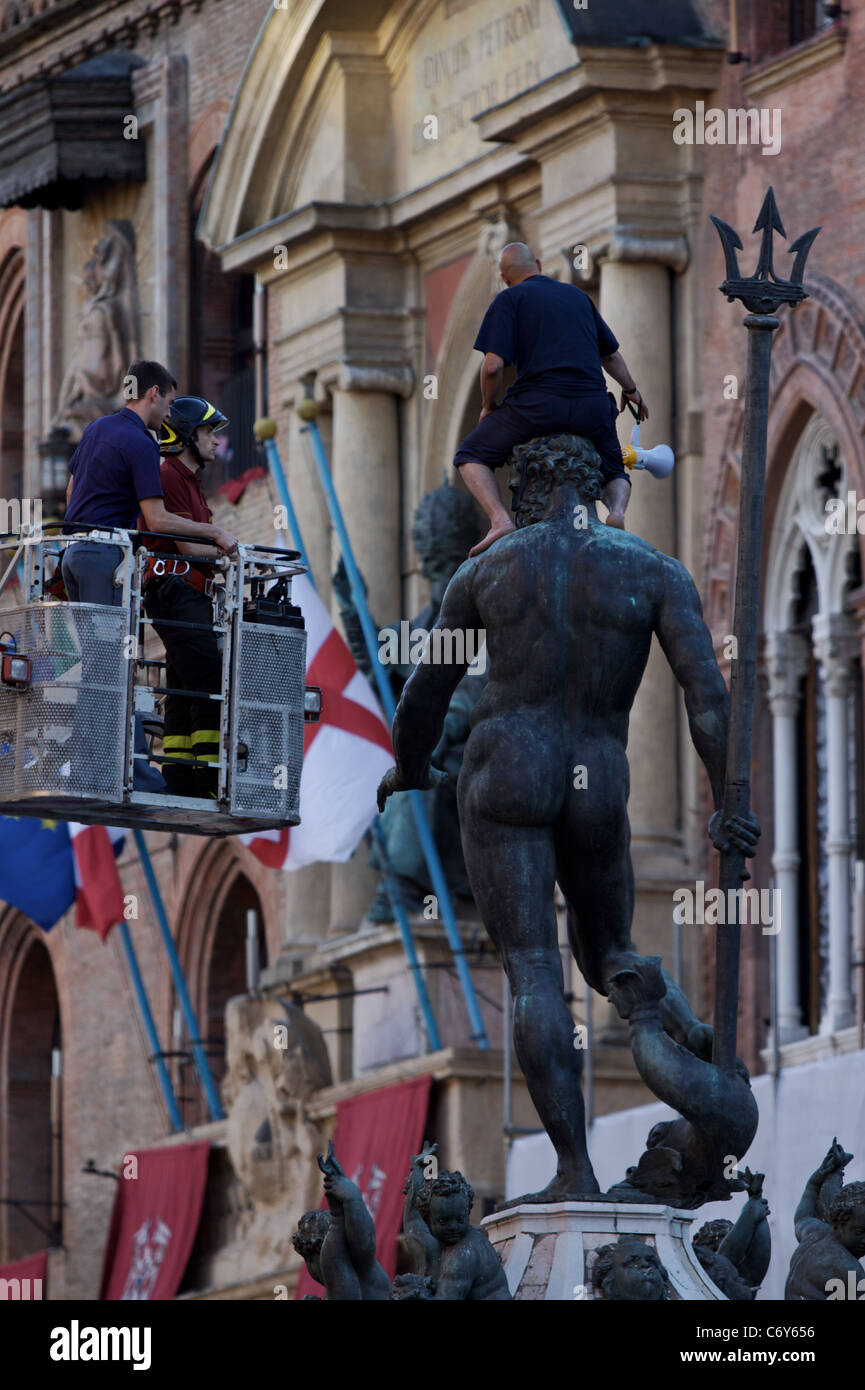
{"left": 786, "top": 1139, "right": 865, "bottom": 1300}
{"left": 592, "top": 1236, "right": 670, "bottom": 1301}
{"left": 692, "top": 1168, "right": 771, "bottom": 1300}
{"left": 402, "top": 1142, "right": 511, "bottom": 1300}
{"left": 291, "top": 1210, "right": 330, "bottom": 1301}
{"left": 291, "top": 1141, "right": 390, "bottom": 1301}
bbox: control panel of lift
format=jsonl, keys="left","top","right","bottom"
{"left": 0, "top": 528, "right": 321, "bottom": 836}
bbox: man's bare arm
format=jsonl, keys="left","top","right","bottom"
{"left": 138, "top": 496, "right": 237, "bottom": 555}
{"left": 601, "top": 349, "right": 649, "bottom": 420}
{"left": 480, "top": 352, "right": 504, "bottom": 413}
{"left": 653, "top": 556, "right": 728, "bottom": 810}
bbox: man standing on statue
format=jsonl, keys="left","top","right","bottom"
{"left": 454, "top": 242, "right": 648, "bottom": 554}
{"left": 379, "top": 433, "right": 759, "bottom": 1202}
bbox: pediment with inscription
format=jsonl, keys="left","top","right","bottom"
{"left": 391, "top": 0, "right": 575, "bottom": 195}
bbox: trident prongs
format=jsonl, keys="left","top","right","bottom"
{"left": 711, "top": 187, "right": 821, "bottom": 314}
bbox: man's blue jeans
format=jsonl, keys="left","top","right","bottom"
{"left": 59, "top": 542, "right": 166, "bottom": 793}
{"left": 61, "top": 542, "right": 123, "bottom": 606}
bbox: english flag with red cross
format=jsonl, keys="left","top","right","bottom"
{"left": 240, "top": 573, "right": 393, "bottom": 871}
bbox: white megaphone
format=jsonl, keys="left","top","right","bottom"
{"left": 621, "top": 424, "right": 674, "bottom": 480}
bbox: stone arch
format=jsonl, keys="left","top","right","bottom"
{"left": 198, "top": 0, "right": 351, "bottom": 245}
{"left": 189, "top": 100, "right": 231, "bottom": 202}
{"left": 703, "top": 273, "right": 865, "bottom": 645}
{"left": 764, "top": 414, "right": 858, "bottom": 631}
{"left": 198, "top": 0, "right": 451, "bottom": 249}
{"left": 172, "top": 841, "right": 273, "bottom": 1120}
{"left": 0, "top": 247, "right": 25, "bottom": 501}
{"left": 0, "top": 907, "right": 62, "bottom": 1259}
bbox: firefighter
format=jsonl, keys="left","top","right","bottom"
{"left": 141, "top": 396, "right": 230, "bottom": 798}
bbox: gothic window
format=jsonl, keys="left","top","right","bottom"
{"left": 764, "top": 417, "right": 863, "bottom": 1043}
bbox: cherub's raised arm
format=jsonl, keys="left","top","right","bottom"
{"left": 403, "top": 1143, "right": 439, "bottom": 1277}
{"left": 794, "top": 1140, "right": 852, "bottom": 1241}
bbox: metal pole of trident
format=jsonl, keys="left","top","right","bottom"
{"left": 292, "top": 381, "right": 490, "bottom": 1049}
{"left": 709, "top": 188, "right": 820, "bottom": 1074}
{"left": 252, "top": 420, "right": 443, "bottom": 1053}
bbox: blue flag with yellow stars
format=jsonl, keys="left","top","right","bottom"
{"left": 0, "top": 816, "right": 76, "bottom": 931}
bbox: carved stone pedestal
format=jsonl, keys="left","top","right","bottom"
{"left": 481, "top": 1201, "right": 725, "bottom": 1301}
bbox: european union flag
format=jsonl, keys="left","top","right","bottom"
{"left": 0, "top": 817, "right": 75, "bottom": 931}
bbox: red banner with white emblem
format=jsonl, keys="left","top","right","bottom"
{"left": 296, "top": 1074, "right": 432, "bottom": 1298}
{"left": 99, "top": 1142, "right": 210, "bottom": 1300}
{"left": 0, "top": 1250, "right": 46, "bottom": 1299}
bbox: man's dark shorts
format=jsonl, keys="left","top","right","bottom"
{"left": 454, "top": 390, "right": 628, "bottom": 510}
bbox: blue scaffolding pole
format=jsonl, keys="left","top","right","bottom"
{"left": 295, "top": 399, "right": 490, "bottom": 1049}
{"left": 133, "top": 828, "right": 225, "bottom": 1121}
{"left": 117, "top": 920, "right": 184, "bottom": 1132}
{"left": 257, "top": 423, "right": 443, "bottom": 1053}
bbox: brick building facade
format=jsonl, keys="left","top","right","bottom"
{"left": 0, "top": 0, "right": 863, "bottom": 1299}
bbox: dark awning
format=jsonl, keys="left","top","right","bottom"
{"left": 552, "top": 0, "right": 717, "bottom": 47}
{"left": 0, "top": 52, "right": 146, "bottom": 211}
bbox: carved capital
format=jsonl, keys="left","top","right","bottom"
{"left": 763, "top": 630, "right": 810, "bottom": 715}
{"left": 601, "top": 230, "right": 690, "bottom": 274}
{"left": 327, "top": 363, "right": 415, "bottom": 398}
{"left": 812, "top": 613, "right": 859, "bottom": 697}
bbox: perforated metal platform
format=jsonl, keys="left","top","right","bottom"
{"left": 0, "top": 793, "right": 295, "bottom": 837}
{"left": 0, "top": 533, "right": 312, "bottom": 836}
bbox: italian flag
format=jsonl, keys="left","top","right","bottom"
{"left": 69, "top": 823, "right": 127, "bottom": 940}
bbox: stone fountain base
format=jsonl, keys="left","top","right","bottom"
{"left": 481, "top": 1201, "right": 725, "bottom": 1301}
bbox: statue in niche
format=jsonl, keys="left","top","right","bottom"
{"left": 591, "top": 1236, "right": 671, "bottom": 1301}
{"left": 219, "top": 995, "right": 331, "bottom": 1282}
{"left": 334, "top": 484, "right": 487, "bottom": 921}
{"left": 785, "top": 1139, "right": 865, "bottom": 1300}
{"left": 53, "top": 219, "right": 140, "bottom": 442}
{"left": 692, "top": 1168, "right": 771, "bottom": 1299}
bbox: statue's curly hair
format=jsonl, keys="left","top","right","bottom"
{"left": 692, "top": 1218, "right": 733, "bottom": 1253}
{"left": 507, "top": 432, "right": 604, "bottom": 527}
{"left": 291, "top": 1208, "right": 330, "bottom": 1261}
{"left": 592, "top": 1236, "right": 669, "bottom": 1300}
{"left": 829, "top": 1181, "right": 865, "bottom": 1228}
{"left": 423, "top": 1170, "right": 474, "bottom": 1217}
{"left": 412, "top": 485, "right": 480, "bottom": 561}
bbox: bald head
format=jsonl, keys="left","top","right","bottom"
{"left": 499, "top": 242, "right": 541, "bottom": 287}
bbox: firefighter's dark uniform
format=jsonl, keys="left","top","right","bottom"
{"left": 140, "top": 456, "right": 222, "bottom": 797}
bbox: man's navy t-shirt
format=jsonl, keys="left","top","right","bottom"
{"left": 65, "top": 408, "right": 163, "bottom": 530}
{"left": 473, "top": 275, "right": 619, "bottom": 402}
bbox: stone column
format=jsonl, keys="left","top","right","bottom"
{"left": 813, "top": 613, "right": 859, "bottom": 1034}
{"left": 327, "top": 364, "right": 413, "bottom": 929}
{"left": 599, "top": 240, "right": 686, "bottom": 862}
{"left": 764, "top": 630, "right": 810, "bottom": 1042}
{"left": 132, "top": 58, "right": 189, "bottom": 370}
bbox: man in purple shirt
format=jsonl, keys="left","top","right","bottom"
{"left": 454, "top": 243, "right": 648, "bottom": 555}
{"left": 62, "top": 359, "right": 236, "bottom": 605}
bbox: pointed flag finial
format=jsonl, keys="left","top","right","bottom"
{"left": 711, "top": 187, "right": 821, "bottom": 314}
